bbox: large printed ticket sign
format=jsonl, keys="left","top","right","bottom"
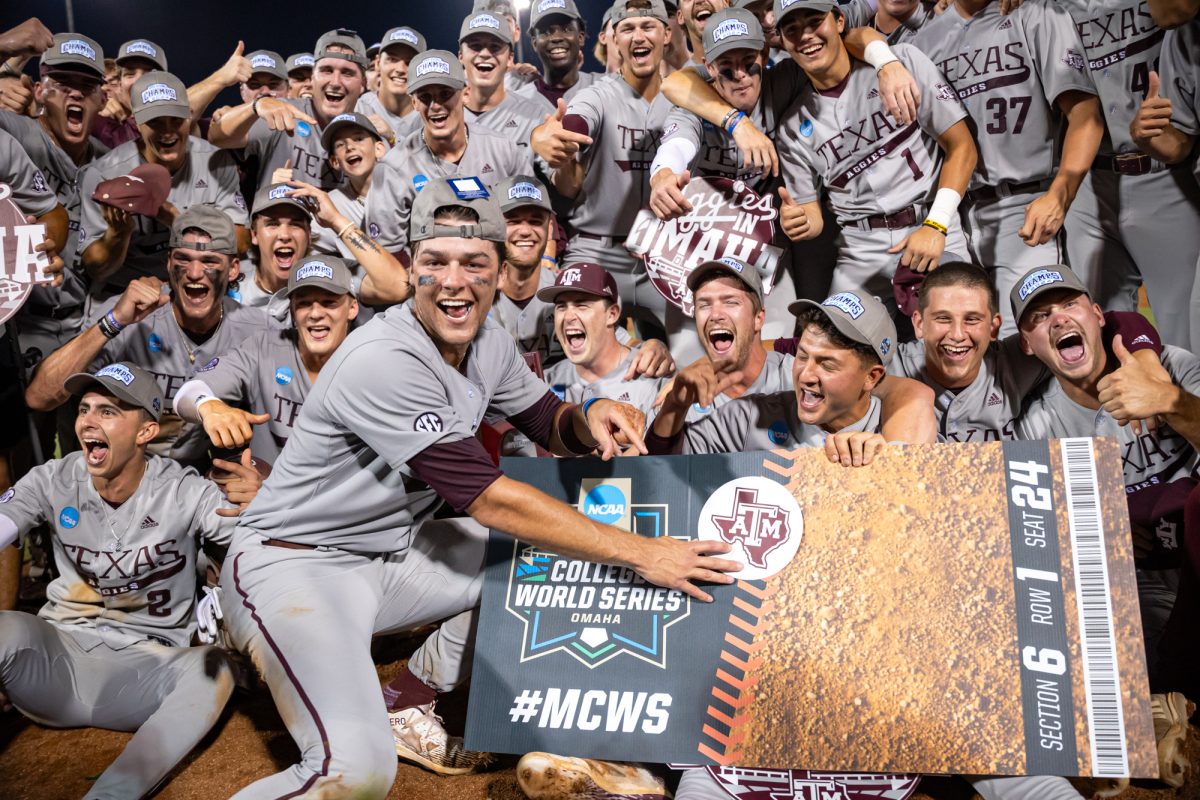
{"left": 0, "top": 182, "right": 55, "bottom": 326}
{"left": 465, "top": 441, "right": 1157, "bottom": 781}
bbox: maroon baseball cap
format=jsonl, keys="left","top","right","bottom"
{"left": 892, "top": 263, "right": 924, "bottom": 317}
{"left": 92, "top": 163, "right": 171, "bottom": 218}
{"left": 536, "top": 263, "right": 619, "bottom": 305}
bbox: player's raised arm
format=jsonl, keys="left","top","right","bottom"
{"left": 1131, "top": 71, "right": 1195, "bottom": 165}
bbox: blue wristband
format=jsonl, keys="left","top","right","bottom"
{"left": 581, "top": 397, "right": 601, "bottom": 419}
{"left": 724, "top": 111, "right": 746, "bottom": 134}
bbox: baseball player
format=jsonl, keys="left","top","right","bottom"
{"left": 541, "top": 263, "right": 671, "bottom": 412}
{"left": 0, "top": 362, "right": 260, "bottom": 800}
{"left": 913, "top": 0, "right": 1104, "bottom": 337}
{"left": 310, "top": 112, "right": 386, "bottom": 258}
{"left": 355, "top": 27, "right": 426, "bottom": 143}
{"left": 216, "top": 179, "right": 738, "bottom": 797}
{"left": 76, "top": 70, "right": 248, "bottom": 321}
{"left": 363, "top": 49, "right": 530, "bottom": 259}
{"left": 366, "top": 41, "right": 382, "bottom": 95}
{"left": 1058, "top": 0, "right": 1200, "bottom": 350}
{"left": 772, "top": 0, "right": 977, "bottom": 308}
{"left": 515, "top": 0, "right": 602, "bottom": 111}
{"left": 175, "top": 255, "right": 359, "bottom": 465}
{"left": 91, "top": 38, "right": 169, "bottom": 149}
{"left": 238, "top": 50, "right": 287, "bottom": 105}
{"left": 232, "top": 183, "right": 313, "bottom": 319}
{"left": 208, "top": 29, "right": 368, "bottom": 192}
{"left": 285, "top": 53, "right": 314, "bottom": 99}
{"left": 460, "top": 11, "right": 552, "bottom": 152}
{"left": 1129, "top": 19, "right": 1200, "bottom": 350}
{"left": 26, "top": 206, "right": 270, "bottom": 471}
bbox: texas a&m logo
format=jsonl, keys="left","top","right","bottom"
{"left": 699, "top": 477, "right": 803, "bottom": 580}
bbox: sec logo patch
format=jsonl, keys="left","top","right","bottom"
{"left": 275, "top": 366, "right": 293, "bottom": 385}
{"left": 59, "top": 506, "right": 80, "bottom": 529}
{"left": 414, "top": 412, "right": 443, "bottom": 432}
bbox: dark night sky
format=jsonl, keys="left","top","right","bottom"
{"left": 8, "top": 0, "right": 608, "bottom": 103}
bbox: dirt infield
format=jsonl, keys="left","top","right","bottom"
{"left": 1, "top": 625, "right": 1196, "bottom": 800}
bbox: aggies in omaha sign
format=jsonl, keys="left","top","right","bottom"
{"left": 626, "top": 177, "right": 782, "bottom": 317}
{"left": 0, "top": 183, "right": 55, "bottom": 326}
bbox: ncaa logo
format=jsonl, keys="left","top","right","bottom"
{"left": 415, "top": 412, "right": 443, "bottom": 432}
{"left": 148, "top": 333, "right": 164, "bottom": 352}
{"left": 699, "top": 476, "right": 803, "bottom": 580}
{"left": 413, "top": 173, "right": 429, "bottom": 192}
{"left": 767, "top": 420, "right": 790, "bottom": 445}
{"left": 59, "top": 506, "right": 80, "bottom": 529}
{"left": 295, "top": 120, "right": 311, "bottom": 137}
{"left": 582, "top": 483, "right": 625, "bottom": 525}
{"left": 800, "top": 119, "right": 814, "bottom": 137}
{"left": 275, "top": 366, "right": 293, "bottom": 385}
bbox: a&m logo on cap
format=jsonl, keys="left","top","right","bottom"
{"left": 250, "top": 54, "right": 278, "bottom": 69}
{"left": 717, "top": 257, "right": 744, "bottom": 273}
{"left": 823, "top": 292, "right": 866, "bottom": 319}
{"left": 96, "top": 364, "right": 136, "bottom": 386}
{"left": 296, "top": 262, "right": 335, "bottom": 281}
{"left": 711, "top": 19, "right": 750, "bottom": 43}
{"left": 126, "top": 41, "right": 158, "bottom": 58}
{"left": 537, "top": 0, "right": 567, "bottom": 10}
{"left": 560, "top": 267, "right": 582, "bottom": 285}
{"left": 268, "top": 185, "right": 291, "bottom": 200}
{"left": 470, "top": 13, "right": 502, "bottom": 30}
{"left": 416, "top": 57, "right": 451, "bottom": 78}
{"left": 141, "top": 83, "right": 178, "bottom": 104}
{"left": 60, "top": 39, "right": 97, "bottom": 61}
{"left": 507, "top": 182, "right": 543, "bottom": 202}
{"left": 390, "top": 29, "right": 420, "bottom": 45}
{"left": 1018, "top": 269, "right": 1064, "bottom": 300}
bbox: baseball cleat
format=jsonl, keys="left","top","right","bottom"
{"left": 517, "top": 752, "right": 670, "bottom": 799}
{"left": 1151, "top": 692, "right": 1194, "bottom": 788}
{"left": 390, "top": 701, "right": 493, "bottom": 775}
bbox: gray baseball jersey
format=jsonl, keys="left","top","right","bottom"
{"left": 234, "top": 302, "right": 549, "bottom": 551}
{"left": 1159, "top": 20, "right": 1200, "bottom": 182}
{"left": 684, "top": 350, "right": 796, "bottom": 424}
{"left": 914, "top": 0, "right": 1096, "bottom": 190}
{"left": 76, "top": 138, "right": 248, "bottom": 295}
{"left": 244, "top": 97, "right": 342, "bottom": 192}
{"left": 355, "top": 91, "right": 423, "bottom": 142}
{"left": 835, "top": 0, "right": 876, "bottom": 28}
{"left": 192, "top": 328, "right": 309, "bottom": 464}
{"left": 364, "top": 125, "right": 531, "bottom": 253}
{"left": 512, "top": 70, "right": 602, "bottom": 111}
{"left": 0, "top": 125, "right": 58, "bottom": 218}
{"left": 0, "top": 452, "right": 233, "bottom": 648}
{"left": 489, "top": 263, "right": 561, "bottom": 364}
{"left": 310, "top": 184, "right": 367, "bottom": 259}
{"left": 776, "top": 44, "right": 968, "bottom": 222}
{"left": 92, "top": 298, "right": 271, "bottom": 466}
{"left": 229, "top": 260, "right": 290, "bottom": 326}
{"left": 871, "top": 1, "right": 933, "bottom": 44}
{"left": 682, "top": 391, "right": 881, "bottom": 453}
{"left": 465, "top": 91, "right": 548, "bottom": 151}
{"left": 544, "top": 345, "right": 666, "bottom": 413}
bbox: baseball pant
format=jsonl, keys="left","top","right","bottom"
{"left": 674, "top": 769, "right": 1082, "bottom": 799}
{"left": 1062, "top": 165, "right": 1200, "bottom": 349}
{"left": 220, "top": 517, "right": 488, "bottom": 800}
{"left": 963, "top": 187, "right": 1065, "bottom": 338}
{"left": 566, "top": 235, "right": 704, "bottom": 365}
{"left": 0, "top": 613, "right": 234, "bottom": 800}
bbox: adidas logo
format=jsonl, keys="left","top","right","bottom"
{"left": 986, "top": 393, "right": 1001, "bottom": 407}
{"left": 195, "top": 178, "right": 208, "bottom": 189}
{"left": 140, "top": 515, "right": 158, "bottom": 529}
{"left": 504, "top": 119, "right": 518, "bottom": 128}
{"left": 867, "top": 87, "right": 879, "bottom": 99}
{"left": 481, "top": 163, "right": 494, "bottom": 173}
{"left": 617, "top": 392, "right": 630, "bottom": 402}
{"left": 1132, "top": 334, "right": 1151, "bottom": 345}
{"left": 999, "top": 18, "right": 1013, "bottom": 29}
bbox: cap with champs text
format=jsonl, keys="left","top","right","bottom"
{"left": 1009, "top": 265, "right": 1091, "bottom": 325}
{"left": 130, "top": 71, "right": 189, "bottom": 125}
{"left": 687, "top": 256, "right": 764, "bottom": 303}
{"left": 409, "top": 177, "right": 506, "bottom": 243}
{"left": 609, "top": 0, "right": 671, "bottom": 26}
{"left": 92, "top": 162, "right": 171, "bottom": 218}
{"left": 381, "top": 27, "right": 427, "bottom": 55}
{"left": 65, "top": 363, "right": 164, "bottom": 421}
{"left": 367, "top": 42, "right": 382, "bottom": 59}
{"left": 473, "top": 0, "right": 517, "bottom": 17}
{"left": 40, "top": 33, "right": 105, "bottom": 79}
{"left": 406, "top": 49, "right": 467, "bottom": 94}
{"left": 314, "top": 29, "right": 368, "bottom": 69}
{"left": 287, "top": 255, "right": 355, "bottom": 296}
{"left": 536, "top": 263, "right": 619, "bottom": 304}
{"left": 286, "top": 53, "right": 315, "bottom": 74}
{"left": 117, "top": 39, "right": 168, "bottom": 70}
{"left": 790, "top": 291, "right": 896, "bottom": 367}
{"left": 460, "top": 12, "right": 514, "bottom": 45}
{"left": 530, "top": 0, "right": 583, "bottom": 32}
{"left": 496, "top": 175, "right": 552, "bottom": 214}
{"left": 169, "top": 204, "right": 239, "bottom": 255}
{"left": 773, "top": 0, "right": 837, "bottom": 26}
{"left": 251, "top": 183, "right": 313, "bottom": 219}
{"left": 246, "top": 50, "right": 287, "bottom": 81}
{"left": 320, "top": 112, "right": 384, "bottom": 153}
{"left": 705, "top": 8, "right": 765, "bottom": 62}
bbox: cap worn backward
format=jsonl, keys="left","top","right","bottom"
{"left": 252, "top": 183, "right": 312, "bottom": 219}
{"left": 381, "top": 27, "right": 427, "bottom": 56}
{"left": 170, "top": 204, "right": 239, "bottom": 255}
{"left": 409, "top": 177, "right": 506, "bottom": 243}
{"left": 536, "top": 263, "right": 619, "bottom": 304}
{"left": 320, "top": 112, "right": 384, "bottom": 153}
{"left": 65, "top": 363, "right": 164, "bottom": 421}
{"left": 530, "top": 0, "right": 583, "bottom": 31}
{"left": 705, "top": 8, "right": 766, "bottom": 62}
{"left": 41, "top": 33, "right": 105, "bottom": 79}
{"left": 131, "top": 71, "right": 189, "bottom": 125}
{"left": 497, "top": 175, "right": 552, "bottom": 214}
{"left": 790, "top": 291, "right": 896, "bottom": 366}
{"left": 461, "top": 12, "right": 514, "bottom": 45}
{"left": 314, "top": 29, "right": 368, "bottom": 69}
{"left": 286, "top": 53, "right": 315, "bottom": 74}
{"left": 773, "top": 0, "right": 837, "bottom": 26}
{"left": 687, "top": 256, "right": 764, "bottom": 302}
{"left": 1009, "top": 265, "right": 1090, "bottom": 325}
{"left": 406, "top": 49, "right": 467, "bottom": 94}
{"left": 287, "top": 255, "right": 355, "bottom": 296}
{"left": 246, "top": 50, "right": 287, "bottom": 81}
{"left": 609, "top": 0, "right": 671, "bottom": 26}
{"left": 118, "top": 39, "right": 168, "bottom": 70}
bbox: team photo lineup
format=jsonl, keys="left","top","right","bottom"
{"left": 0, "top": 0, "right": 1197, "bottom": 797}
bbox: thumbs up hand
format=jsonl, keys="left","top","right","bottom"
{"left": 778, "top": 186, "right": 813, "bottom": 241}
{"left": 1097, "top": 334, "right": 1177, "bottom": 432}
{"left": 532, "top": 98, "right": 593, "bottom": 168}
{"left": 1130, "top": 70, "right": 1174, "bottom": 145}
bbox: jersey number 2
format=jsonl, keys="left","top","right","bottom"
{"left": 985, "top": 96, "right": 1031, "bottom": 134}
{"left": 147, "top": 589, "right": 172, "bottom": 617}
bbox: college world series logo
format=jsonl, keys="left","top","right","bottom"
{"left": 504, "top": 478, "right": 690, "bottom": 669}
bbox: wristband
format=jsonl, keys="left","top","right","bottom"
{"left": 863, "top": 40, "right": 899, "bottom": 72}
{"left": 922, "top": 219, "right": 948, "bottom": 235}
{"left": 724, "top": 111, "right": 746, "bottom": 135}
{"left": 581, "top": 397, "right": 601, "bottom": 419}
{"left": 720, "top": 108, "right": 738, "bottom": 129}
{"left": 97, "top": 311, "right": 124, "bottom": 339}
{"left": 105, "top": 310, "right": 126, "bottom": 332}
{"left": 541, "top": 255, "right": 557, "bottom": 266}
{"left": 925, "top": 187, "right": 962, "bottom": 231}
{"left": 336, "top": 221, "right": 356, "bottom": 239}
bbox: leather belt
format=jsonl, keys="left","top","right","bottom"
{"left": 854, "top": 205, "right": 919, "bottom": 231}
{"left": 1093, "top": 153, "right": 1156, "bottom": 176}
{"left": 967, "top": 177, "right": 1052, "bottom": 205}
{"left": 575, "top": 232, "right": 627, "bottom": 245}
